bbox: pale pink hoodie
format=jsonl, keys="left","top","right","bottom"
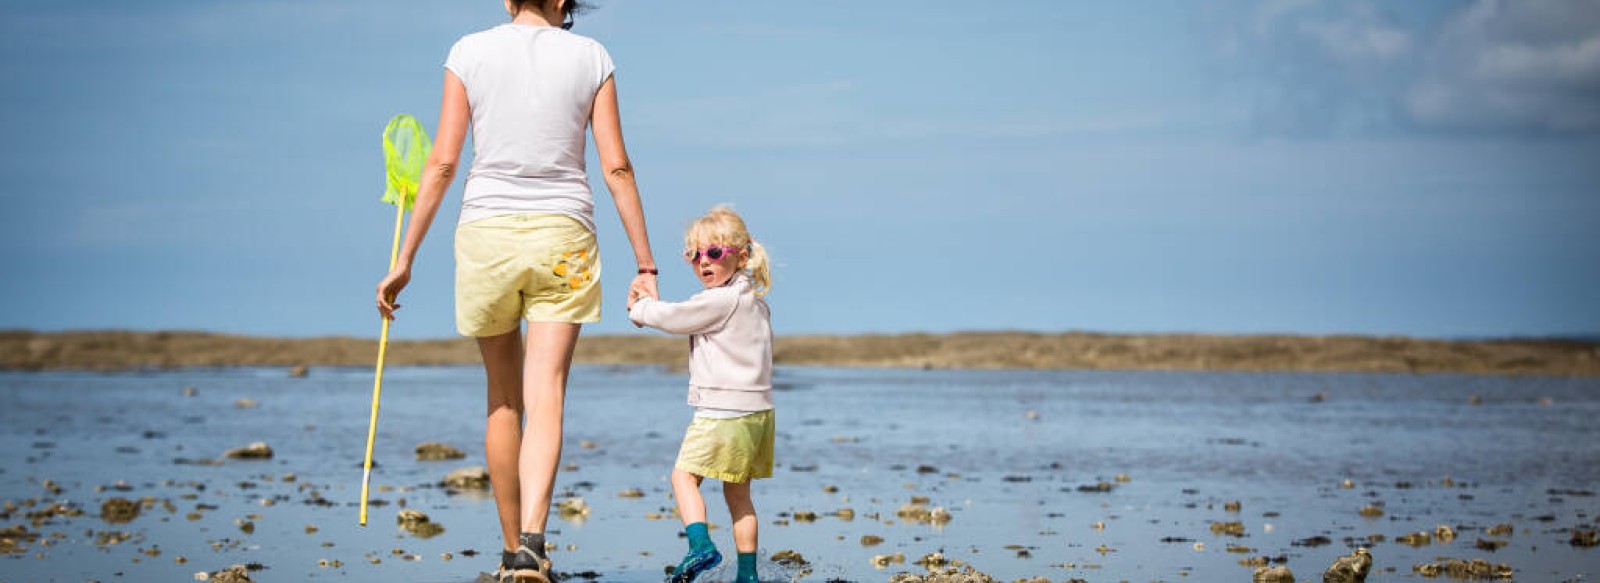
{"left": 628, "top": 274, "right": 773, "bottom": 411}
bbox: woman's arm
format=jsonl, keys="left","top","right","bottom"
{"left": 376, "top": 70, "right": 469, "bottom": 320}
{"left": 591, "top": 76, "right": 660, "bottom": 301}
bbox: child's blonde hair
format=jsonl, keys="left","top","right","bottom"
{"left": 685, "top": 205, "right": 771, "bottom": 296}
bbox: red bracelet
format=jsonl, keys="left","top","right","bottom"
{"left": 637, "top": 268, "right": 658, "bottom": 275}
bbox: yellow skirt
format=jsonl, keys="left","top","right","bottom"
{"left": 675, "top": 410, "right": 775, "bottom": 483}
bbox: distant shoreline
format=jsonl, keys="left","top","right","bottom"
{"left": 3, "top": 329, "right": 1598, "bottom": 377}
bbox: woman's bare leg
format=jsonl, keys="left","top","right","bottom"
{"left": 478, "top": 328, "right": 525, "bottom": 553}
{"left": 519, "top": 322, "right": 582, "bottom": 533}
{"left": 722, "top": 480, "right": 757, "bottom": 553}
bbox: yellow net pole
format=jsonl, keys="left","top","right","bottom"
{"left": 359, "top": 201, "right": 406, "bottom": 526}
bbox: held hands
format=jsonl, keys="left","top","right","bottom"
{"left": 376, "top": 267, "right": 411, "bottom": 320}
{"left": 626, "top": 271, "right": 658, "bottom": 311}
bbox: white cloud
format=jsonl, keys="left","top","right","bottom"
{"left": 1406, "top": 0, "right": 1600, "bottom": 131}
{"left": 1299, "top": 18, "right": 1411, "bottom": 62}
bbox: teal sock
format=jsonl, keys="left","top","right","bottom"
{"left": 737, "top": 552, "right": 758, "bottom": 581}
{"left": 685, "top": 522, "right": 713, "bottom": 553}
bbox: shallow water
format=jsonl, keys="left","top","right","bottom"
{"left": 0, "top": 365, "right": 1596, "bottom": 582}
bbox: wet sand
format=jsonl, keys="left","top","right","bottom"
{"left": 1, "top": 365, "right": 1596, "bottom": 582}
{"left": 4, "top": 330, "right": 1598, "bottom": 376}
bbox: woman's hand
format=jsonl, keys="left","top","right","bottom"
{"left": 628, "top": 272, "right": 658, "bottom": 308}
{"left": 376, "top": 267, "right": 412, "bottom": 320}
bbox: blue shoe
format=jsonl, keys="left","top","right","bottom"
{"left": 669, "top": 548, "right": 722, "bottom": 583}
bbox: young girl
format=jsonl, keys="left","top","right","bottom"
{"left": 628, "top": 206, "right": 773, "bottom": 583}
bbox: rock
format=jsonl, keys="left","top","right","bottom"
{"left": 557, "top": 497, "right": 590, "bottom": 521}
{"left": 222, "top": 443, "right": 272, "bottom": 460}
{"left": 616, "top": 488, "right": 644, "bottom": 498}
{"left": 207, "top": 564, "right": 254, "bottom": 583}
{"left": 771, "top": 549, "right": 808, "bottom": 568}
{"left": 897, "top": 503, "right": 931, "bottom": 522}
{"left": 1114, "top": 473, "right": 1131, "bottom": 483}
{"left": 913, "top": 551, "right": 949, "bottom": 570}
{"left": 1396, "top": 531, "right": 1431, "bottom": 546}
{"left": 442, "top": 467, "right": 490, "bottom": 490}
{"left": 1357, "top": 505, "right": 1383, "bottom": 518}
{"left": 1572, "top": 528, "right": 1599, "bottom": 547}
{"left": 415, "top": 442, "right": 465, "bottom": 461}
{"left": 288, "top": 366, "right": 308, "bottom": 378}
{"left": 1322, "top": 548, "right": 1372, "bottom": 583}
{"left": 861, "top": 535, "right": 884, "bottom": 546}
{"left": 1210, "top": 521, "right": 1246, "bottom": 536}
{"left": 233, "top": 399, "right": 258, "bottom": 409}
{"left": 1252, "top": 566, "right": 1294, "bottom": 582}
{"left": 100, "top": 498, "right": 140, "bottom": 524}
{"left": 888, "top": 564, "right": 995, "bottom": 583}
{"left": 396, "top": 509, "right": 429, "bottom": 525}
{"left": 1484, "top": 523, "right": 1513, "bottom": 537}
{"left": 1224, "top": 500, "right": 1242, "bottom": 513}
{"left": 1474, "top": 538, "right": 1507, "bottom": 551}
{"left": 835, "top": 507, "right": 855, "bottom": 520}
{"left": 1434, "top": 524, "right": 1456, "bottom": 543}
{"left": 870, "top": 552, "right": 905, "bottom": 568}
{"left": 183, "top": 386, "right": 198, "bottom": 397}
{"left": 1413, "top": 558, "right": 1512, "bottom": 579}
{"left": 397, "top": 509, "right": 444, "bottom": 538}
{"left": 1077, "top": 482, "right": 1115, "bottom": 493}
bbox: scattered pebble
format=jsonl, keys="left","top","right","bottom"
{"left": 415, "top": 442, "right": 465, "bottom": 461}
{"left": 100, "top": 498, "right": 140, "bottom": 524}
{"left": 1209, "top": 521, "right": 1245, "bottom": 537}
{"left": 1412, "top": 557, "right": 1513, "bottom": 579}
{"left": 1252, "top": 565, "right": 1294, "bottom": 583}
{"left": 442, "top": 467, "right": 490, "bottom": 490}
{"left": 222, "top": 443, "right": 272, "bottom": 460}
{"left": 870, "top": 553, "right": 905, "bottom": 568}
{"left": 1322, "top": 548, "right": 1372, "bottom": 583}
{"left": 557, "top": 497, "right": 590, "bottom": 521}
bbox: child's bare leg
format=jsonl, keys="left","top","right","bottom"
{"left": 722, "top": 480, "right": 757, "bottom": 553}
{"left": 671, "top": 468, "right": 707, "bottom": 524}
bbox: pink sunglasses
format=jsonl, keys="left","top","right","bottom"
{"left": 683, "top": 245, "right": 744, "bottom": 263}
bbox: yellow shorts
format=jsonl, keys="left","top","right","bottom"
{"left": 675, "top": 410, "right": 775, "bottom": 483}
{"left": 454, "top": 213, "right": 601, "bottom": 337}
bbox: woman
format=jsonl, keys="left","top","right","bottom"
{"left": 375, "top": 1, "right": 658, "bottom": 580}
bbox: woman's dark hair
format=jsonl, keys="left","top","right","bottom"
{"left": 508, "top": 0, "right": 589, "bottom": 18}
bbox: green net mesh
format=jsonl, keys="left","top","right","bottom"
{"left": 380, "top": 114, "right": 432, "bottom": 210}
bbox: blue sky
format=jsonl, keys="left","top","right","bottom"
{"left": 1, "top": 0, "right": 1597, "bottom": 339}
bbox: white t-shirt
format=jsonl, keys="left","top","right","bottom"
{"left": 444, "top": 24, "right": 615, "bottom": 232}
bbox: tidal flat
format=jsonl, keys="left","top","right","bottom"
{"left": 0, "top": 365, "right": 1596, "bottom": 582}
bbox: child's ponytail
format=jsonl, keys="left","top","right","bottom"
{"left": 746, "top": 240, "right": 771, "bottom": 297}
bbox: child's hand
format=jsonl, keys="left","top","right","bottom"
{"left": 628, "top": 273, "right": 658, "bottom": 308}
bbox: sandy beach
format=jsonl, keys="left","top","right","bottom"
{"left": 3, "top": 330, "right": 1598, "bottom": 376}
